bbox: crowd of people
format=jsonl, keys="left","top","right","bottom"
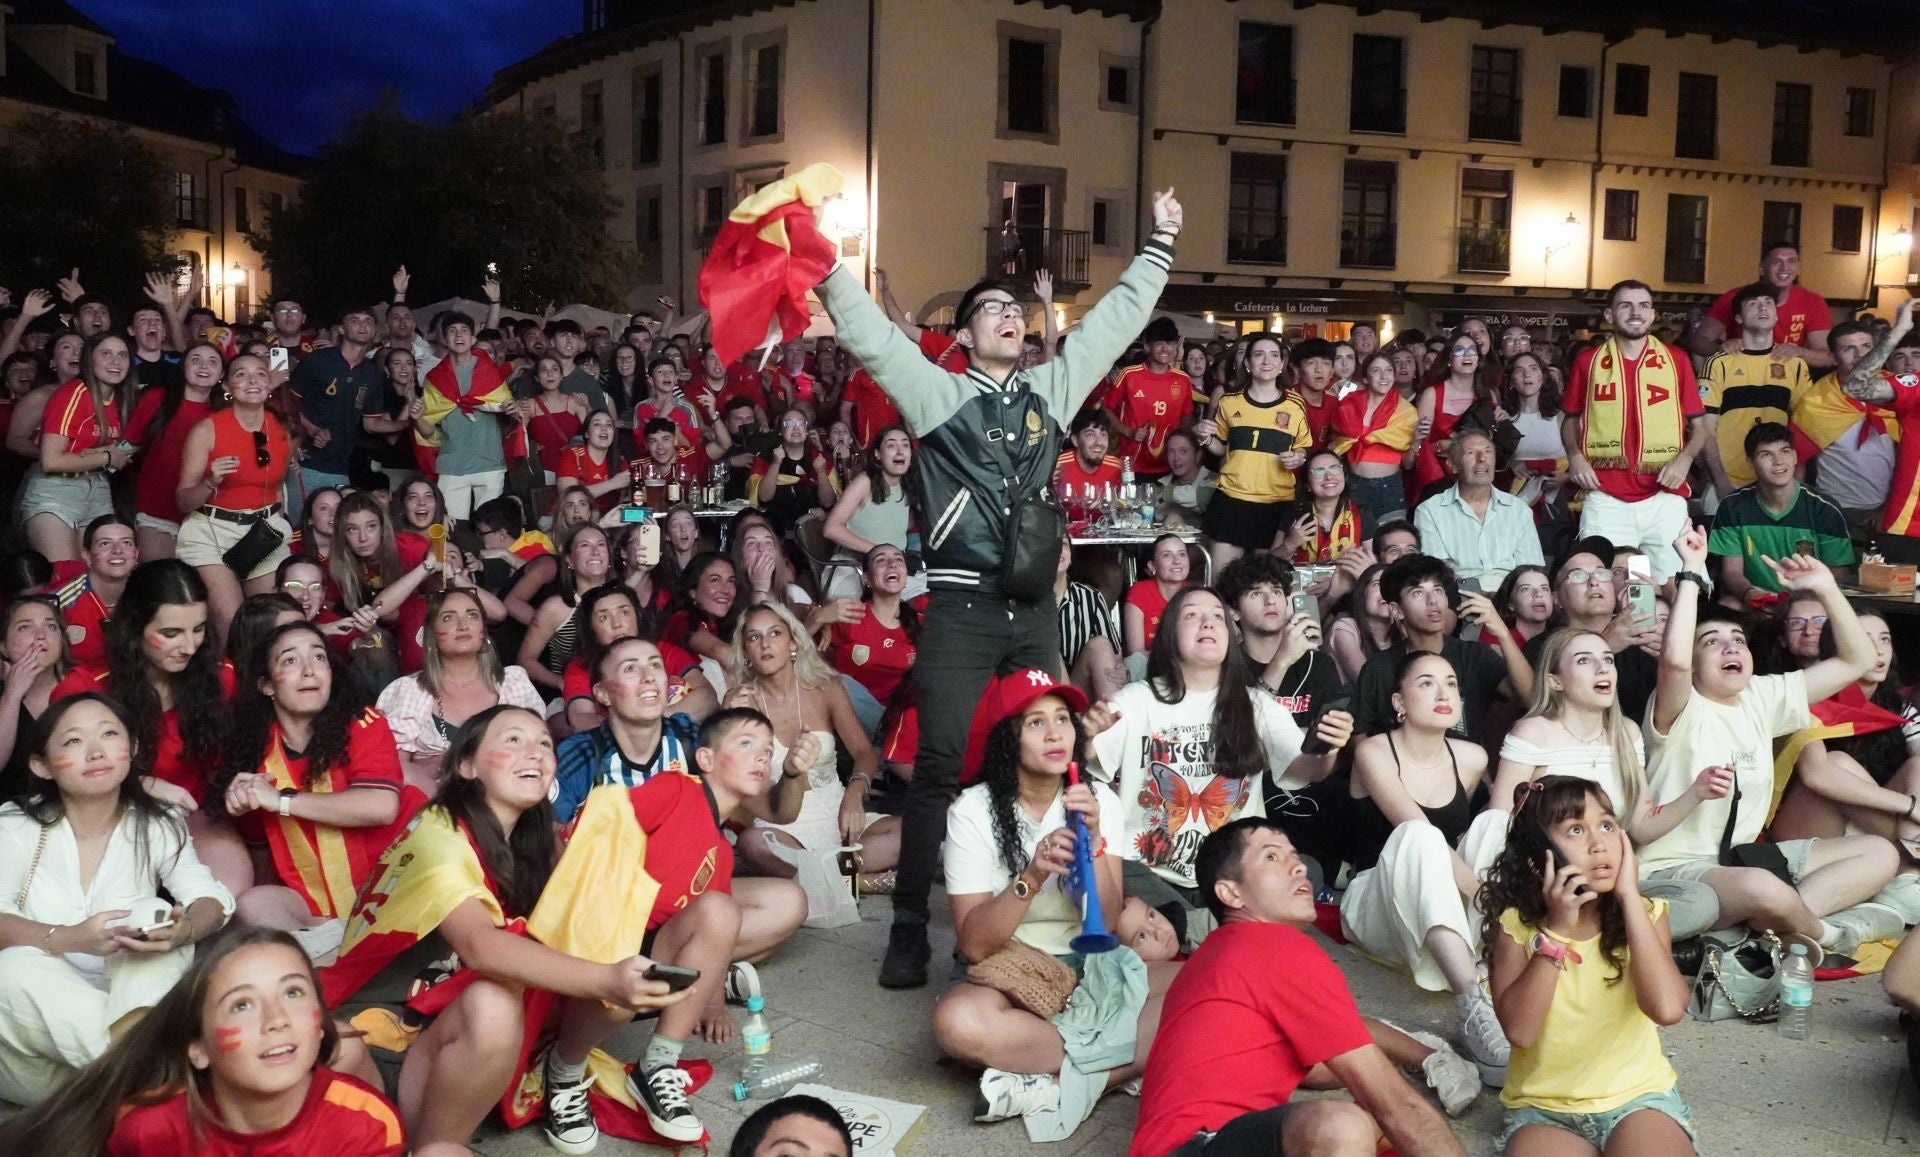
{"left": 1, "top": 186, "right": 1919, "bottom": 1156}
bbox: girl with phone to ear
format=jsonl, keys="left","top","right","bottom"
{"left": 1479, "top": 776, "right": 1697, "bottom": 1157}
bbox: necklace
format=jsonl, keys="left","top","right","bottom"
{"left": 1563, "top": 718, "right": 1607, "bottom": 746}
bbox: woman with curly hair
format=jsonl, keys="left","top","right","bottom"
{"left": 1478, "top": 776, "right": 1694, "bottom": 1157}
{"left": 326, "top": 490, "right": 441, "bottom": 675}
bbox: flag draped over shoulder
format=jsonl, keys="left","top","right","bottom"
{"left": 1770, "top": 685, "right": 1905, "bottom": 822}
{"left": 259, "top": 723, "right": 427, "bottom": 920}
{"left": 697, "top": 163, "right": 844, "bottom": 366}
{"left": 416, "top": 349, "right": 529, "bottom": 476}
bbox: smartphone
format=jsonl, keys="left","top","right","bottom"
{"left": 1457, "top": 576, "right": 1485, "bottom": 596}
{"left": 644, "top": 963, "right": 701, "bottom": 992}
{"left": 1300, "top": 695, "right": 1352, "bottom": 756}
{"left": 1549, "top": 835, "right": 1592, "bottom": 897}
{"left": 633, "top": 519, "right": 662, "bottom": 567}
{"left": 486, "top": 261, "right": 499, "bottom": 277}
{"left": 268, "top": 346, "right": 289, "bottom": 374}
{"left": 1289, "top": 592, "right": 1321, "bottom": 626}
{"left": 137, "top": 918, "right": 176, "bottom": 938}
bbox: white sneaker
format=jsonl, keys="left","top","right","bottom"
{"left": 1455, "top": 991, "right": 1510, "bottom": 1088}
{"left": 288, "top": 918, "right": 345, "bottom": 962}
{"left": 973, "top": 1069, "right": 1060, "bottom": 1123}
{"left": 1407, "top": 1030, "right": 1479, "bottom": 1116}
{"left": 541, "top": 1059, "right": 599, "bottom": 1154}
{"left": 1823, "top": 902, "right": 1907, "bottom": 958}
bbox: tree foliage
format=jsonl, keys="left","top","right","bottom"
{"left": 260, "top": 101, "right": 636, "bottom": 321}
{"left": 0, "top": 116, "right": 173, "bottom": 310}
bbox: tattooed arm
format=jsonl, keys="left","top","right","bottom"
{"left": 1841, "top": 299, "right": 1914, "bottom": 405}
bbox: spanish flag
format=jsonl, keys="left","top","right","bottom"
{"left": 416, "top": 347, "right": 529, "bottom": 477}
{"left": 1769, "top": 684, "right": 1905, "bottom": 822}
{"left": 1790, "top": 374, "right": 1898, "bottom": 462}
{"left": 697, "top": 162, "right": 843, "bottom": 366}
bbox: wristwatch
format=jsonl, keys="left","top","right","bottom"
{"left": 1530, "top": 932, "right": 1583, "bottom": 969}
{"left": 1011, "top": 873, "right": 1035, "bottom": 901}
{"left": 278, "top": 790, "right": 295, "bottom": 817}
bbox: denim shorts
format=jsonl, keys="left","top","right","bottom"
{"left": 1498, "top": 1086, "right": 1697, "bottom": 1150}
{"left": 18, "top": 471, "right": 113, "bottom": 531}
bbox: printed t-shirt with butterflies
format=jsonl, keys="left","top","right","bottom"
{"left": 1089, "top": 678, "right": 1308, "bottom": 889}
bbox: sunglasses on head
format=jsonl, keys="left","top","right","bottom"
{"left": 252, "top": 428, "right": 269, "bottom": 469}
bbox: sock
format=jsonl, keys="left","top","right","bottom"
{"left": 1816, "top": 919, "right": 1841, "bottom": 947}
{"left": 547, "top": 1049, "right": 589, "bottom": 1085}
{"left": 643, "top": 1033, "right": 684, "bottom": 1073}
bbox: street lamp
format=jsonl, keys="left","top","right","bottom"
{"left": 1891, "top": 225, "right": 1915, "bottom": 256}
{"left": 1544, "top": 213, "right": 1580, "bottom": 265}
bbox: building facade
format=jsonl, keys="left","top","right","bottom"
{"left": 0, "top": 0, "right": 304, "bottom": 321}
{"left": 490, "top": 0, "right": 1917, "bottom": 336}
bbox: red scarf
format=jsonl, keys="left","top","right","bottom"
{"left": 416, "top": 350, "right": 529, "bottom": 476}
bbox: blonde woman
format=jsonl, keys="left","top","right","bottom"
{"left": 1472, "top": 627, "right": 1723, "bottom": 939}
{"left": 724, "top": 601, "right": 897, "bottom": 894}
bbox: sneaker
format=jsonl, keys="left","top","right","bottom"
{"left": 288, "top": 918, "right": 346, "bottom": 962}
{"left": 1406, "top": 1030, "right": 1479, "bottom": 1117}
{"left": 878, "top": 921, "right": 930, "bottom": 989}
{"left": 541, "top": 1058, "right": 599, "bottom": 1154}
{"left": 1873, "top": 872, "right": 1920, "bottom": 926}
{"left": 1455, "top": 991, "right": 1510, "bottom": 1088}
{"left": 626, "top": 1064, "right": 702, "bottom": 1143}
{"left": 724, "top": 961, "right": 761, "bottom": 1007}
{"left": 973, "top": 1068, "right": 1060, "bottom": 1123}
{"left": 1823, "top": 902, "right": 1907, "bottom": 958}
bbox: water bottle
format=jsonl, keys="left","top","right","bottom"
{"left": 1778, "top": 943, "right": 1814, "bottom": 1039}
{"left": 739, "top": 995, "right": 771, "bottom": 1079}
{"left": 731, "top": 1058, "right": 822, "bottom": 1101}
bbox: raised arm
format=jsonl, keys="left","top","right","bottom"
{"left": 1048, "top": 189, "right": 1180, "bottom": 414}
{"left": 1651, "top": 525, "right": 1707, "bottom": 734}
{"left": 1776, "top": 555, "right": 1872, "bottom": 702}
{"left": 814, "top": 268, "right": 959, "bottom": 436}
{"left": 873, "top": 268, "right": 924, "bottom": 343}
{"left": 1843, "top": 300, "right": 1913, "bottom": 405}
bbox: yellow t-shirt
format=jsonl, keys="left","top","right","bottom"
{"left": 1497, "top": 898, "right": 1678, "bottom": 1113}
{"left": 1215, "top": 389, "right": 1312, "bottom": 503}
{"left": 1702, "top": 348, "right": 1813, "bottom": 488}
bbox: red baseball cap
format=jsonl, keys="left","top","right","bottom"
{"left": 960, "top": 669, "right": 1090, "bottom": 786}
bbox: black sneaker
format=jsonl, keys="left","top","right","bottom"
{"left": 625, "top": 1063, "right": 702, "bottom": 1143}
{"left": 878, "top": 921, "right": 930, "bottom": 989}
{"left": 541, "top": 1059, "right": 599, "bottom": 1154}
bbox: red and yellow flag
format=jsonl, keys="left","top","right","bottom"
{"left": 416, "top": 348, "right": 530, "bottom": 476}
{"left": 697, "top": 162, "right": 844, "bottom": 366}
{"left": 1770, "top": 685, "right": 1905, "bottom": 821}
{"left": 260, "top": 717, "right": 426, "bottom": 921}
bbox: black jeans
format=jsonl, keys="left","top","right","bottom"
{"left": 893, "top": 587, "right": 1062, "bottom": 922}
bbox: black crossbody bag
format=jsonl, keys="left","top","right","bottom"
{"left": 981, "top": 407, "right": 1065, "bottom": 602}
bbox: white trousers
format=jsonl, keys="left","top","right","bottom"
{"left": 0, "top": 944, "right": 193, "bottom": 1104}
{"left": 438, "top": 470, "right": 505, "bottom": 521}
{"left": 1339, "top": 821, "right": 1480, "bottom": 993}
{"left": 1576, "top": 490, "right": 1689, "bottom": 582}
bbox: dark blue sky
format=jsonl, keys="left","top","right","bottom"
{"left": 79, "top": 0, "right": 577, "bottom": 155}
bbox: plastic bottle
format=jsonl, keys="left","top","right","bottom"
{"left": 1778, "top": 942, "right": 1814, "bottom": 1039}
{"left": 731, "top": 1058, "right": 823, "bottom": 1101}
{"left": 738, "top": 994, "right": 772, "bottom": 1087}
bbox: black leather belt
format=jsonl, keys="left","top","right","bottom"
{"left": 203, "top": 504, "right": 283, "bottom": 525}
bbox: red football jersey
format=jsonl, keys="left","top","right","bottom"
{"left": 107, "top": 1068, "right": 404, "bottom": 1157}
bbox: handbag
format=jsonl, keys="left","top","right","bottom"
{"left": 1716, "top": 776, "right": 1797, "bottom": 886}
{"left": 967, "top": 941, "right": 1080, "bottom": 1018}
{"left": 221, "top": 516, "right": 286, "bottom": 578}
{"left": 1688, "top": 929, "right": 1784, "bottom": 1022}
{"left": 1002, "top": 493, "right": 1067, "bottom": 602}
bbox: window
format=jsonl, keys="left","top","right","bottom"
{"left": 1349, "top": 35, "right": 1406, "bottom": 135}
{"left": 695, "top": 182, "right": 727, "bottom": 245}
{"left": 1099, "top": 55, "right": 1138, "bottom": 112}
{"left": 1675, "top": 72, "right": 1717, "bottom": 160}
{"left": 1772, "top": 83, "right": 1811, "bottom": 167}
{"left": 1457, "top": 168, "right": 1512, "bottom": 273}
{"left": 632, "top": 67, "right": 662, "bottom": 166}
{"left": 998, "top": 26, "right": 1059, "bottom": 140}
{"left": 73, "top": 50, "right": 97, "bottom": 96}
{"left": 1468, "top": 46, "right": 1522, "bottom": 142}
{"left": 746, "top": 41, "right": 782, "bottom": 139}
{"left": 582, "top": 0, "right": 607, "bottom": 32}
{"left": 1614, "top": 63, "right": 1649, "bottom": 116}
{"left": 1341, "top": 160, "right": 1397, "bottom": 268}
{"left": 1089, "top": 196, "right": 1122, "bottom": 249}
{"left": 1228, "top": 153, "right": 1288, "bottom": 264}
{"left": 636, "top": 187, "right": 663, "bottom": 278}
{"left": 1762, "top": 201, "right": 1802, "bottom": 249}
{"left": 1558, "top": 66, "right": 1592, "bottom": 118}
{"left": 1845, "top": 87, "right": 1876, "bottom": 137}
{"left": 233, "top": 186, "right": 251, "bottom": 235}
{"left": 1663, "top": 194, "right": 1709, "bottom": 284}
{"left": 1603, "top": 188, "right": 1639, "bottom": 241}
{"left": 579, "top": 82, "right": 605, "bottom": 167}
{"left": 262, "top": 191, "right": 284, "bottom": 222}
{"left": 696, "top": 47, "right": 727, "bottom": 146}
{"left": 1832, "top": 204, "right": 1865, "bottom": 253}
{"left": 1236, "top": 23, "right": 1296, "bottom": 125}
{"left": 174, "top": 172, "right": 203, "bottom": 230}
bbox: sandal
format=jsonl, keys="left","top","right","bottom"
{"left": 857, "top": 870, "right": 897, "bottom": 896}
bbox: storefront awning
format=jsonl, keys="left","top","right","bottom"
{"left": 1154, "top": 283, "right": 1406, "bottom": 318}
{"left": 1418, "top": 295, "right": 1596, "bottom": 328}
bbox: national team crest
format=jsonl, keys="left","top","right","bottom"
{"left": 850, "top": 644, "right": 871, "bottom": 665}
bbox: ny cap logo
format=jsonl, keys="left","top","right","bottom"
{"left": 1025, "top": 670, "right": 1054, "bottom": 688}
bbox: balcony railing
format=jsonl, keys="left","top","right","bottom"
{"left": 1457, "top": 225, "right": 1512, "bottom": 274}
{"left": 174, "top": 196, "right": 209, "bottom": 232}
{"left": 983, "top": 226, "right": 1090, "bottom": 292}
{"left": 1468, "top": 102, "right": 1522, "bottom": 143}
{"left": 1340, "top": 222, "right": 1396, "bottom": 269}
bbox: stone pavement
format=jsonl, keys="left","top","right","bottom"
{"left": 474, "top": 893, "right": 1920, "bottom": 1156}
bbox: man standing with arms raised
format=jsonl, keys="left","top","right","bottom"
{"left": 1562, "top": 281, "right": 1707, "bottom": 583}
{"left": 814, "top": 190, "right": 1182, "bottom": 987}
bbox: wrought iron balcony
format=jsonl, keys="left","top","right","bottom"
{"left": 983, "top": 226, "right": 1090, "bottom": 292}
{"left": 1457, "top": 225, "right": 1512, "bottom": 274}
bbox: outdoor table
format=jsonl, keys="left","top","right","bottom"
{"left": 1070, "top": 522, "right": 1208, "bottom": 586}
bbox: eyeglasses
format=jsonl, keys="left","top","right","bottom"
{"left": 1786, "top": 615, "right": 1830, "bottom": 632}
{"left": 969, "top": 299, "right": 1026, "bottom": 321}
{"left": 274, "top": 306, "right": 303, "bottom": 316}
{"left": 281, "top": 580, "right": 324, "bottom": 595}
{"left": 252, "top": 428, "right": 269, "bottom": 468}
{"left": 1562, "top": 568, "right": 1612, "bottom": 586}
{"left": 1450, "top": 348, "right": 1477, "bottom": 359}
{"left": 1308, "top": 466, "right": 1344, "bottom": 477}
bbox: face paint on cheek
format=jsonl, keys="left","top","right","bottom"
{"left": 214, "top": 1026, "right": 245, "bottom": 1053}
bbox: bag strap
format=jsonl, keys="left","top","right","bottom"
{"left": 1718, "top": 774, "right": 1742, "bottom": 863}
{"left": 15, "top": 824, "right": 50, "bottom": 910}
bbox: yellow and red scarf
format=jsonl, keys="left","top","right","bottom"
{"left": 1581, "top": 337, "right": 1683, "bottom": 471}
{"left": 1791, "top": 373, "right": 1898, "bottom": 453}
{"left": 1293, "top": 502, "right": 1364, "bottom": 563}
{"left": 1329, "top": 389, "right": 1415, "bottom": 465}
{"left": 416, "top": 349, "right": 530, "bottom": 476}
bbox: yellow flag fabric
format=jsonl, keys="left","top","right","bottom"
{"left": 527, "top": 785, "right": 662, "bottom": 966}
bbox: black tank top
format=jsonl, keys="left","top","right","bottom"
{"left": 1348, "top": 732, "right": 1473, "bottom": 874}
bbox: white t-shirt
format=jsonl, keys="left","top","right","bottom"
{"left": 1639, "top": 671, "right": 1809, "bottom": 874}
{"left": 1088, "top": 680, "right": 1304, "bottom": 889}
{"left": 944, "top": 780, "right": 1125, "bottom": 957}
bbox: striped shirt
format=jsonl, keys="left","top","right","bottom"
{"left": 551, "top": 714, "right": 701, "bottom": 825}
{"left": 1058, "top": 581, "right": 1119, "bottom": 668}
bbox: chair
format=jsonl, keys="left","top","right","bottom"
{"left": 794, "top": 512, "right": 862, "bottom": 596}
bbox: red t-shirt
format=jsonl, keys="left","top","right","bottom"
{"left": 50, "top": 559, "right": 111, "bottom": 668}
{"left": 1123, "top": 579, "right": 1184, "bottom": 652}
{"left": 42, "top": 378, "right": 121, "bottom": 454}
{"left": 1131, "top": 922, "right": 1372, "bottom": 1157}
{"left": 633, "top": 398, "right": 708, "bottom": 479}
{"left": 233, "top": 712, "right": 406, "bottom": 845}
{"left": 627, "top": 772, "right": 734, "bottom": 930}
{"left": 1872, "top": 373, "right": 1920, "bottom": 534}
{"left": 1055, "top": 451, "right": 1122, "bottom": 499}
{"left": 562, "top": 641, "right": 698, "bottom": 702}
{"left": 829, "top": 611, "right": 916, "bottom": 705}
{"left": 1298, "top": 390, "right": 1339, "bottom": 449}
{"left": 1104, "top": 366, "right": 1199, "bottom": 475}
{"left": 53, "top": 661, "right": 237, "bottom": 804}
{"left": 1705, "top": 282, "right": 1832, "bottom": 349}
{"left": 126, "top": 391, "right": 214, "bottom": 523}
{"left": 107, "top": 1068, "right": 405, "bottom": 1157}
{"left": 918, "top": 328, "right": 968, "bottom": 372}
{"left": 719, "top": 363, "right": 771, "bottom": 415}
{"left": 843, "top": 370, "right": 904, "bottom": 448}
{"left": 1560, "top": 339, "right": 1704, "bottom": 503}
